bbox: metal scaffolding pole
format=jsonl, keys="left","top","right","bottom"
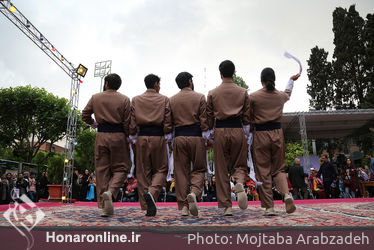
{"left": 62, "top": 74, "right": 81, "bottom": 202}
{"left": 298, "top": 112, "right": 310, "bottom": 169}
{"left": 94, "top": 60, "right": 112, "bottom": 92}
{"left": 0, "top": 0, "right": 86, "bottom": 203}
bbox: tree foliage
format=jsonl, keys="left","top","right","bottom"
{"left": 74, "top": 128, "right": 96, "bottom": 173}
{"left": 46, "top": 153, "right": 65, "bottom": 184}
{"left": 233, "top": 73, "right": 249, "bottom": 90}
{"left": 0, "top": 85, "right": 69, "bottom": 162}
{"left": 285, "top": 142, "right": 304, "bottom": 168}
{"left": 307, "top": 47, "right": 334, "bottom": 110}
{"left": 307, "top": 5, "right": 374, "bottom": 110}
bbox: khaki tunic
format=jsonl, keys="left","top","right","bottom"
{"left": 250, "top": 87, "right": 291, "bottom": 208}
{"left": 130, "top": 89, "right": 172, "bottom": 210}
{"left": 169, "top": 88, "right": 208, "bottom": 210}
{"left": 82, "top": 89, "right": 130, "bottom": 209}
{"left": 206, "top": 79, "right": 250, "bottom": 208}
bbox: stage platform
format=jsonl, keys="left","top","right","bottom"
{"left": 1, "top": 198, "right": 374, "bottom": 230}
{"left": 1, "top": 199, "right": 374, "bottom": 250}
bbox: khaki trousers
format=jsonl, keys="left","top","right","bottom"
{"left": 173, "top": 136, "right": 206, "bottom": 210}
{"left": 253, "top": 129, "right": 289, "bottom": 208}
{"left": 95, "top": 132, "right": 129, "bottom": 209}
{"left": 136, "top": 136, "right": 168, "bottom": 210}
{"left": 213, "top": 128, "right": 248, "bottom": 208}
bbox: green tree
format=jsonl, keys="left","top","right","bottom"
{"left": 307, "top": 5, "right": 374, "bottom": 109}
{"left": 307, "top": 47, "right": 334, "bottom": 110}
{"left": 233, "top": 73, "right": 249, "bottom": 90}
{"left": 333, "top": 5, "right": 366, "bottom": 109}
{"left": 74, "top": 128, "right": 96, "bottom": 173}
{"left": 0, "top": 85, "right": 69, "bottom": 162}
{"left": 362, "top": 13, "right": 374, "bottom": 108}
{"left": 285, "top": 142, "right": 304, "bottom": 169}
{"left": 0, "top": 147, "right": 18, "bottom": 161}
{"left": 47, "top": 153, "right": 65, "bottom": 184}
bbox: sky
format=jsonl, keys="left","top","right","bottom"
{"left": 0, "top": 0, "right": 373, "bottom": 112}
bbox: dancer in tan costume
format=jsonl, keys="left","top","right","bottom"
{"left": 82, "top": 73, "right": 130, "bottom": 217}
{"left": 206, "top": 60, "right": 250, "bottom": 216}
{"left": 170, "top": 72, "right": 208, "bottom": 216}
{"left": 250, "top": 67, "right": 300, "bottom": 216}
{"left": 129, "top": 74, "right": 172, "bottom": 216}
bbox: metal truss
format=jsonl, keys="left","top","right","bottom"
{"left": 94, "top": 60, "right": 112, "bottom": 91}
{"left": 298, "top": 112, "right": 310, "bottom": 169}
{"left": 0, "top": 0, "right": 84, "bottom": 202}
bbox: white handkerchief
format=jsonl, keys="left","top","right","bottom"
{"left": 166, "top": 144, "right": 174, "bottom": 182}
{"left": 127, "top": 143, "right": 135, "bottom": 178}
{"left": 284, "top": 51, "right": 302, "bottom": 75}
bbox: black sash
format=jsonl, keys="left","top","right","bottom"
{"left": 98, "top": 123, "right": 124, "bottom": 133}
{"left": 255, "top": 122, "right": 281, "bottom": 131}
{"left": 215, "top": 116, "right": 242, "bottom": 128}
{"left": 139, "top": 125, "right": 164, "bottom": 136}
{"left": 175, "top": 125, "right": 202, "bottom": 137}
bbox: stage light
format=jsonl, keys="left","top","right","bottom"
{"left": 77, "top": 64, "right": 88, "bottom": 77}
{"left": 72, "top": 90, "right": 76, "bottom": 95}
{"left": 52, "top": 46, "right": 56, "bottom": 52}
{"left": 64, "top": 159, "right": 69, "bottom": 163}
{"left": 61, "top": 56, "right": 64, "bottom": 62}
{"left": 79, "top": 80, "right": 83, "bottom": 83}
{"left": 10, "top": 5, "right": 16, "bottom": 12}
{"left": 73, "top": 142, "right": 77, "bottom": 146}
{"left": 40, "top": 34, "right": 44, "bottom": 41}
{"left": 62, "top": 196, "right": 66, "bottom": 200}
{"left": 26, "top": 20, "right": 30, "bottom": 28}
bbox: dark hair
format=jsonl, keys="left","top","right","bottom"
{"left": 104, "top": 73, "right": 122, "bottom": 90}
{"left": 219, "top": 60, "right": 235, "bottom": 78}
{"left": 144, "top": 74, "right": 160, "bottom": 89}
{"left": 260, "top": 67, "right": 276, "bottom": 91}
{"left": 175, "top": 72, "right": 193, "bottom": 89}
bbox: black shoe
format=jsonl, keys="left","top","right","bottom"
{"left": 144, "top": 192, "right": 157, "bottom": 216}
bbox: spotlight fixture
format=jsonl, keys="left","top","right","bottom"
{"left": 10, "top": 5, "right": 16, "bottom": 12}
{"left": 76, "top": 64, "right": 88, "bottom": 77}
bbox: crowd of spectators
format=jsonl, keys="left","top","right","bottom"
{"left": 1, "top": 152, "right": 373, "bottom": 205}
{"left": 288, "top": 153, "right": 374, "bottom": 199}
{"left": 0, "top": 171, "right": 49, "bottom": 204}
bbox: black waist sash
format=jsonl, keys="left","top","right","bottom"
{"left": 215, "top": 116, "right": 242, "bottom": 128}
{"left": 255, "top": 122, "right": 281, "bottom": 131}
{"left": 175, "top": 125, "right": 202, "bottom": 137}
{"left": 98, "top": 123, "right": 124, "bottom": 133}
{"left": 139, "top": 125, "right": 164, "bottom": 136}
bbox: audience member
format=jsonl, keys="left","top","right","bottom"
{"left": 38, "top": 171, "right": 49, "bottom": 199}
{"left": 80, "top": 169, "right": 90, "bottom": 201}
{"left": 0, "top": 174, "right": 10, "bottom": 204}
{"left": 166, "top": 177, "right": 177, "bottom": 202}
{"left": 86, "top": 177, "right": 96, "bottom": 201}
{"left": 343, "top": 158, "right": 357, "bottom": 198}
{"left": 207, "top": 175, "right": 217, "bottom": 202}
{"left": 123, "top": 176, "right": 138, "bottom": 202}
{"left": 317, "top": 155, "right": 337, "bottom": 198}
{"left": 28, "top": 173, "right": 37, "bottom": 202}
{"left": 288, "top": 158, "right": 308, "bottom": 200}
